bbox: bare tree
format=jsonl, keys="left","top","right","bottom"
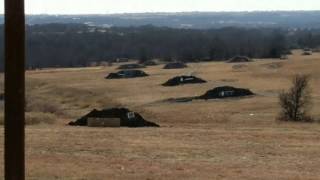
{"left": 278, "top": 74, "right": 313, "bottom": 122}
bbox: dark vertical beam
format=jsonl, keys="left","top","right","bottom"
{"left": 4, "top": 0, "right": 26, "bottom": 179}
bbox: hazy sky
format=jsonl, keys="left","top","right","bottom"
{"left": 1, "top": 0, "right": 320, "bottom": 14}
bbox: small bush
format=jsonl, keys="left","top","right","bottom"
{"left": 26, "top": 112, "right": 56, "bottom": 125}
{"left": 278, "top": 74, "right": 313, "bottom": 122}
{"left": 26, "top": 96, "right": 64, "bottom": 116}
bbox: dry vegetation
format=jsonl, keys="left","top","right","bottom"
{"left": 0, "top": 50, "right": 320, "bottom": 179}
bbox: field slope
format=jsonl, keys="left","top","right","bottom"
{"left": 0, "top": 50, "right": 320, "bottom": 179}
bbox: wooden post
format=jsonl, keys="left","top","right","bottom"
{"left": 4, "top": 0, "right": 26, "bottom": 179}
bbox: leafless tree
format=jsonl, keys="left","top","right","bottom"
{"left": 278, "top": 74, "right": 313, "bottom": 122}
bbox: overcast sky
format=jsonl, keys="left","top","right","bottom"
{"left": 0, "top": 0, "right": 320, "bottom": 14}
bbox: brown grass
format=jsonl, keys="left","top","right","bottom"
{"left": 0, "top": 50, "right": 320, "bottom": 179}
{"left": 0, "top": 112, "right": 56, "bottom": 125}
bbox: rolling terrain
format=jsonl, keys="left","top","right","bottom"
{"left": 1, "top": 11, "right": 320, "bottom": 29}
{"left": 0, "top": 50, "right": 320, "bottom": 179}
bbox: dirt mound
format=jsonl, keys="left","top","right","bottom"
{"left": 280, "top": 55, "right": 288, "bottom": 60}
{"left": 142, "top": 60, "right": 158, "bottom": 66}
{"left": 162, "top": 76, "right": 207, "bottom": 86}
{"left": 283, "top": 50, "right": 292, "bottom": 55}
{"left": 313, "top": 48, "right": 320, "bottom": 52}
{"left": 165, "top": 97, "right": 195, "bottom": 103}
{"left": 117, "top": 63, "right": 145, "bottom": 70}
{"left": 232, "top": 64, "right": 248, "bottom": 71}
{"left": 197, "top": 86, "right": 254, "bottom": 100}
{"left": 164, "top": 86, "right": 254, "bottom": 103}
{"left": 69, "top": 108, "right": 159, "bottom": 127}
{"left": 227, "top": 56, "right": 252, "bottom": 63}
{"left": 262, "top": 62, "right": 284, "bottom": 69}
{"left": 106, "top": 70, "right": 148, "bottom": 79}
{"left": 163, "top": 62, "right": 188, "bottom": 69}
{"left": 302, "top": 51, "right": 312, "bottom": 56}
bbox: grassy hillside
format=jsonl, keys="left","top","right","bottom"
{"left": 0, "top": 50, "right": 319, "bottom": 179}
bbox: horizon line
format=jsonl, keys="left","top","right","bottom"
{"left": 1, "top": 10, "right": 320, "bottom": 16}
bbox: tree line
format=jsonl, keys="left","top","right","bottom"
{"left": 0, "top": 24, "right": 320, "bottom": 70}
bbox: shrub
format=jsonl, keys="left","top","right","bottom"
{"left": 26, "top": 96, "right": 64, "bottom": 116}
{"left": 25, "top": 112, "right": 56, "bottom": 125}
{"left": 278, "top": 74, "right": 313, "bottom": 122}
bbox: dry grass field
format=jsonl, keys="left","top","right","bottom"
{"left": 0, "top": 50, "right": 320, "bottom": 179}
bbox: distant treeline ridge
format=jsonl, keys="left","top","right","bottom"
{"left": 0, "top": 24, "right": 320, "bottom": 70}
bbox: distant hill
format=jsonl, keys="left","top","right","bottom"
{"left": 1, "top": 11, "right": 320, "bottom": 29}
